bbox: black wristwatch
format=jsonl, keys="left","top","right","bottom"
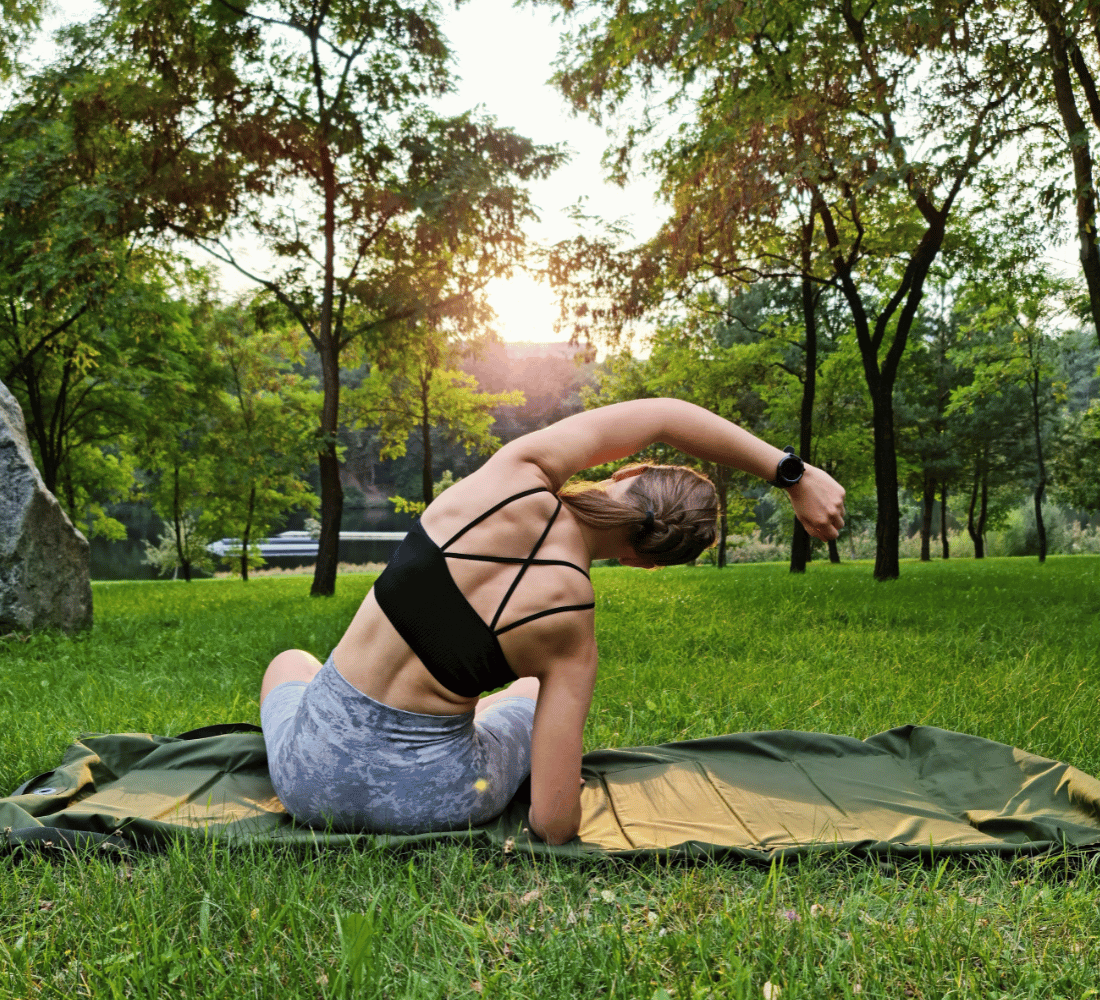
{"left": 768, "top": 446, "right": 805, "bottom": 489}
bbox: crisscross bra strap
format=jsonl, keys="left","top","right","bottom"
{"left": 441, "top": 488, "right": 587, "bottom": 576}
{"left": 437, "top": 486, "right": 595, "bottom": 634}
{"left": 489, "top": 498, "right": 562, "bottom": 632}
{"left": 493, "top": 602, "right": 596, "bottom": 636}
{"left": 440, "top": 487, "right": 550, "bottom": 551}
{"left": 443, "top": 553, "right": 590, "bottom": 577}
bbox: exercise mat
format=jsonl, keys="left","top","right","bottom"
{"left": 4, "top": 724, "right": 1100, "bottom": 859}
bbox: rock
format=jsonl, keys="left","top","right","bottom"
{"left": 0, "top": 379, "right": 92, "bottom": 632}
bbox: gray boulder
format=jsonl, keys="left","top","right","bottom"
{"left": 0, "top": 379, "right": 92, "bottom": 632}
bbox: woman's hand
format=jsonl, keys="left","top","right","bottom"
{"left": 786, "top": 465, "right": 846, "bottom": 540}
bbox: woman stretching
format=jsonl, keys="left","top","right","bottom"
{"left": 260, "top": 398, "right": 846, "bottom": 844}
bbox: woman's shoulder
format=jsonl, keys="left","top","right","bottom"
{"left": 423, "top": 454, "right": 555, "bottom": 526}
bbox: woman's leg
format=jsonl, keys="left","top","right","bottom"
{"left": 260, "top": 649, "right": 324, "bottom": 706}
{"left": 474, "top": 675, "right": 539, "bottom": 715}
{"left": 469, "top": 685, "right": 538, "bottom": 824}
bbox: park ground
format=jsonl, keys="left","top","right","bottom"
{"left": 1, "top": 556, "right": 1099, "bottom": 998}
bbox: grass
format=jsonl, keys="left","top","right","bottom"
{"left": 2, "top": 556, "right": 1100, "bottom": 999}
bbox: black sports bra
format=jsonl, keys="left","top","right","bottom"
{"left": 372, "top": 487, "right": 596, "bottom": 698}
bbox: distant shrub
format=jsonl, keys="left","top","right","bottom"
{"left": 722, "top": 536, "right": 787, "bottom": 564}
{"left": 1067, "top": 522, "right": 1100, "bottom": 554}
{"left": 704, "top": 502, "right": 1100, "bottom": 565}
{"left": 994, "top": 502, "right": 1070, "bottom": 557}
{"left": 143, "top": 515, "right": 215, "bottom": 578}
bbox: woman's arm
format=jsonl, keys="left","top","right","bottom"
{"left": 525, "top": 642, "right": 597, "bottom": 845}
{"left": 498, "top": 398, "right": 846, "bottom": 540}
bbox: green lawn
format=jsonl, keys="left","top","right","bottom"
{"left": 2, "top": 557, "right": 1099, "bottom": 998}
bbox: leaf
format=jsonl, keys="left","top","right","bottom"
{"left": 335, "top": 909, "right": 378, "bottom": 984}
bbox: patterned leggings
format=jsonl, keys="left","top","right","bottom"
{"left": 261, "top": 655, "right": 535, "bottom": 833}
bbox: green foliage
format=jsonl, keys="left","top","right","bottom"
{"left": 0, "top": 0, "right": 45, "bottom": 77}
{"left": 389, "top": 469, "right": 463, "bottom": 518}
{"left": 944, "top": 249, "right": 1074, "bottom": 558}
{"left": 133, "top": 278, "right": 321, "bottom": 581}
{"left": 0, "top": 21, "right": 245, "bottom": 538}
{"left": 0, "top": 239, "right": 191, "bottom": 538}
{"left": 102, "top": 0, "right": 565, "bottom": 594}
{"left": 355, "top": 327, "right": 524, "bottom": 502}
{"left": 580, "top": 285, "right": 873, "bottom": 550}
{"left": 142, "top": 513, "right": 215, "bottom": 578}
{"left": 545, "top": 0, "right": 1040, "bottom": 579}
{"left": 1052, "top": 403, "right": 1100, "bottom": 512}
{"left": 206, "top": 297, "right": 321, "bottom": 579}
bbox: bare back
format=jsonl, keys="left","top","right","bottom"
{"left": 331, "top": 454, "right": 596, "bottom": 714}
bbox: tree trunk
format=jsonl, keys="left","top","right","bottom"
{"left": 421, "top": 375, "right": 434, "bottom": 504}
{"left": 1034, "top": 483, "right": 1047, "bottom": 562}
{"left": 173, "top": 464, "right": 192, "bottom": 583}
{"left": 790, "top": 519, "right": 811, "bottom": 571}
{"left": 1032, "top": 369, "right": 1048, "bottom": 563}
{"left": 241, "top": 484, "right": 255, "bottom": 582}
{"left": 790, "top": 228, "right": 819, "bottom": 575}
{"left": 940, "top": 481, "right": 950, "bottom": 559}
{"left": 311, "top": 338, "right": 343, "bottom": 597}
{"left": 871, "top": 386, "right": 902, "bottom": 580}
{"left": 819, "top": 198, "right": 941, "bottom": 581}
{"left": 715, "top": 465, "right": 729, "bottom": 569}
{"left": 1037, "top": 0, "right": 1100, "bottom": 351}
{"left": 310, "top": 133, "right": 342, "bottom": 598}
{"left": 920, "top": 472, "right": 936, "bottom": 561}
{"left": 824, "top": 459, "right": 841, "bottom": 564}
{"left": 967, "top": 463, "right": 988, "bottom": 559}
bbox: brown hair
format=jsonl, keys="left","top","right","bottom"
{"left": 558, "top": 464, "right": 719, "bottom": 566}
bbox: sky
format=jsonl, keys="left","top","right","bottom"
{"left": 432, "top": 0, "right": 664, "bottom": 344}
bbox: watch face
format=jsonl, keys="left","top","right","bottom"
{"left": 778, "top": 454, "right": 804, "bottom": 486}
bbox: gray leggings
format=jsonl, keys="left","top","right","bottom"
{"left": 261, "top": 655, "right": 536, "bottom": 833}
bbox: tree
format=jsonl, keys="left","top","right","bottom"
{"left": 114, "top": 0, "right": 566, "bottom": 596}
{"left": 1049, "top": 326, "right": 1100, "bottom": 513}
{"left": 895, "top": 264, "right": 968, "bottom": 561}
{"left": 0, "top": 16, "right": 250, "bottom": 535}
{"left": 951, "top": 267, "right": 1072, "bottom": 561}
{"left": 0, "top": 247, "right": 188, "bottom": 539}
{"left": 756, "top": 293, "right": 875, "bottom": 567}
{"left": 1026, "top": 0, "right": 1100, "bottom": 348}
{"left": 136, "top": 340, "right": 225, "bottom": 583}
{"left": 353, "top": 327, "right": 524, "bottom": 506}
{"left": 0, "top": 0, "right": 47, "bottom": 78}
{"left": 541, "top": 0, "right": 1033, "bottom": 579}
{"left": 208, "top": 299, "right": 320, "bottom": 581}
{"left": 1052, "top": 403, "right": 1100, "bottom": 512}
{"left": 0, "top": 73, "right": 194, "bottom": 537}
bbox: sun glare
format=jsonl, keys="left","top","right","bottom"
{"left": 486, "top": 272, "right": 561, "bottom": 344}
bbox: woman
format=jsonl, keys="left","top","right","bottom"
{"left": 260, "top": 398, "right": 846, "bottom": 844}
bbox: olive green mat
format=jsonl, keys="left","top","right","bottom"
{"left": 4, "top": 724, "right": 1100, "bottom": 860}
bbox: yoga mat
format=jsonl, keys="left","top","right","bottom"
{"left": 4, "top": 724, "right": 1100, "bottom": 859}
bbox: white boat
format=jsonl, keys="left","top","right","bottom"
{"left": 207, "top": 530, "right": 406, "bottom": 559}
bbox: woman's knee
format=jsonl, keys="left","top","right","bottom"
{"left": 260, "top": 649, "right": 324, "bottom": 705}
{"left": 475, "top": 675, "right": 539, "bottom": 714}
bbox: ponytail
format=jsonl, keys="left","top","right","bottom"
{"left": 558, "top": 464, "right": 718, "bottom": 566}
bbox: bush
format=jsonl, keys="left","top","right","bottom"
{"left": 720, "top": 535, "right": 788, "bottom": 563}
{"left": 994, "top": 502, "right": 1051, "bottom": 556}
{"left": 709, "top": 500, "right": 1100, "bottom": 564}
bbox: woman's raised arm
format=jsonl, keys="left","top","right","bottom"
{"left": 498, "top": 398, "right": 846, "bottom": 540}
